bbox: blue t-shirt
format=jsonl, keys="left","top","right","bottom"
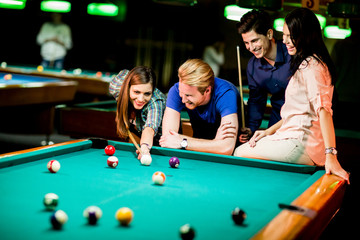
{"left": 167, "top": 77, "right": 242, "bottom": 139}
{"left": 247, "top": 41, "right": 292, "bottom": 133}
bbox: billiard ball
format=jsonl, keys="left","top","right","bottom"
{"left": 179, "top": 224, "right": 195, "bottom": 240}
{"left": 169, "top": 157, "right": 180, "bottom": 168}
{"left": 4, "top": 74, "right": 12, "bottom": 80}
{"left": 50, "top": 210, "right": 68, "bottom": 230}
{"left": 115, "top": 207, "right": 133, "bottom": 226}
{"left": 105, "top": 145, "right": 116, "bottom": 156}
{"left": 37, "top": 65, "right": 44, "bottom": 72}
{"left": 43, "top": 193, "right": 59, "bottom": 211}
{"left": 47, "top": 160, "right": 60, "bottom": 173}
{"left": 231, "top": 207, "right": 246, "bottom": 225}
{"left": 83, "top": 206, "right": 103, "bottom": 225}
{"left": 96, "top": 71, "right": 102, "bottom": 77}
{"left": 73, "top": 68, "right": 82, "bottom": 75}
{"left": 107, "top": 156, "right": 119, "bottom": 168}
{"left": 1, "top": 61, "right": 7, "bottom": 68}
{"left": 140, "top": 154, "right": 152, "bottom": 166}
{"left": 152, "top": 171, "right": 166, "bottom": 185}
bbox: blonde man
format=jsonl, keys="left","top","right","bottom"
{"left": 160, "top": 59, "right": 243, "bottom": 155}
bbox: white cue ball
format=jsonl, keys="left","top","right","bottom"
{"left": 140, "top": 154, "right": 152, "bottom": 166}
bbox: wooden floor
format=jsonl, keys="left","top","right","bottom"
{"left": 0, "top": 131, "right": 357, "bottom": 239}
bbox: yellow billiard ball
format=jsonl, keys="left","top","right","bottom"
{"left": 37, "top": 65, "right": 44, "bottom": 72}
{"left": 115, "top": 207, "right": 133, "bottom": 226}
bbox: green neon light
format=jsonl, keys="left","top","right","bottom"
{"left": 324, "top": 26, "right": 352, "bottom": 39}
{"left": 315, "top": 14, "right": 326, "bottom": 29}
{"left": 0, "top": 0, "right": 26, "bottom": 10}
{"left": 274, "top": 14, "right": 326, "bottom": 33}
{"left": 87, "top": 3, "right": 119, "bottom": 16}
{"left": 274, "top": 18, "right": 285, "bottom": 32}
{"left": 41, "top": 1, "right": 71, "bottom": 13}
{"left": 224, "top": 4, "right": 252, "bottom": 21}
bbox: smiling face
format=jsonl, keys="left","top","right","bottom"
{"left": 129, "top": 83, "right": 153, "bottom": 110}
{"left": 282, "top": 23, "right": 296, "bottom": 55}
{"left": 241, "top": 29, "right": 272, "bottom": 59}
{"left": 178, "top": 80, "right": 210, "bottom": 110}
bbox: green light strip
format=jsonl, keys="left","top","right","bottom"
{"left": 87, "top": 3, "right": 118, "bottom": 16}
{"left": 40, "top": 0, "right": 71, "bottom": 13}
{"left": 274, "top": 14, "right": 326, "bottom": 33}
{"left": 315, "top": 14, "right": 326, "bottom": 30}
{"left": 324, "top": 26, "right": 352, "bottom": 39}
{"left": 274, "top": 18, "right": 285, "bottom": 32}
{"left": 224, "top": 4, "right": 252, "bottom": 22}
{"left": 0, "top": 0, "right": 26, "bottom": 10}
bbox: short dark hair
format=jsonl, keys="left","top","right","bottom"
{"left": 236, "top": 10, "right": 273, "bottom": 36}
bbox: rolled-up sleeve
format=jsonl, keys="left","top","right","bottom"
{"left": 304, "top": 61, "right": 334, "bottom": 116}
{"left": 144, "top": 99, "right": 166, "bottom": 136}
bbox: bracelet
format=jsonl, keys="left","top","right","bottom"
{"left": 325, "top": 147, "right": 337, "bottom": 155}
{"left": 141, "top": 143, "right": 151, "bottom": 151}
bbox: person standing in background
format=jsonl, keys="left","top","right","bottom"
{"left": 37, "top": 13, "right": 72, "bottom": 70}
{"left": 202, "top": 36, "right": 225, "bottom": 77}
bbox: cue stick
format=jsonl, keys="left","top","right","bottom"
{"left": 236, "top": 45, "right": 246, "bottom": 129}
{"left": 127, "top": 128, "right": 141, "bottom": 153}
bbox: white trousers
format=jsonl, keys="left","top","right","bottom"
{"left": 233, "top": 138, "right": 315, "bottom": 165}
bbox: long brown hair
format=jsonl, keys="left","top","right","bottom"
{"left": 115, "top": 66, "right": 156, "bottom": 138}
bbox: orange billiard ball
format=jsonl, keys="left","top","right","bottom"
{"left": 96, "top": 71, "right": 102, "bottom": 78}
{"left": 4, "top": 74, "right": 12, "bottom": 80}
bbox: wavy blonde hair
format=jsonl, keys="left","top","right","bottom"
{"left": 178, "top": 59, "right": 214, "bottom": 94}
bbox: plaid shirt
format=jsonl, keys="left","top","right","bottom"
{"left": 109, "top": 69, "right": 166, "bottom": 138}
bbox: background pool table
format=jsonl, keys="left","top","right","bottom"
{"left": 0, "top": 72, "right": 77, "bottom": 139}
{"left": 56, "top": 97, "right": 271, "bottom": 141}
{"left": 0, "top": 139, "right": 346, "bottom": 240}
{"left": 0, "top": 64, "right": 116, "bottom": 102}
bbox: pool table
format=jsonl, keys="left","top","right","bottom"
{"left": 0, "top": 64, "right": 115, "bottom": 100}
{"left": 0, "top": 72, "right": 77, "bottom": 136}
{"left": 56, "top": 98, "right": 270, "bottom": 141}
{"left": 0, "top": 139, "right": 346, "bottom": 240}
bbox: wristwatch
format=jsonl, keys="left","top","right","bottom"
{"left": 325, "top": 147, "right": 337, "bottom": 155}
{"left": 180, "top": 138, "right": 188, "bottom": 150}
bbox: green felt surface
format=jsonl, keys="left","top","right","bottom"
{"left": 0, "top": 140, "right": 322, "bottom": 240}
{"left": 4, "top": 64, "right": 115, "bottom": 81}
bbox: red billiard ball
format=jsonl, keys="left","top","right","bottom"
{"left": 107, "top": 156, "right": 119, "bottom": 168}
{"left": 169, "top": 157, "right": 180, "bottom": 168}
{"left": 105, "top": 145, "right": 115, "bottom": 156}
{"left": 47, "top": 160, "right": 60, "bottom": 173}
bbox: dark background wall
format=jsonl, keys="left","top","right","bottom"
{"left": 0, "top": 0, "right": 247, "bottom": 92}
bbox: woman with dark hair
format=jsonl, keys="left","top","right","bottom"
{"left": 234, "top": 8, "right": 349, "bottom": 183}
{"left": 109, "top": 66, "right": 166, "bottom": 159}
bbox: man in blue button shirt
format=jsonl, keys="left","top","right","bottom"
{"left": 236, "top": 10, "right": 291, "bottom": 142}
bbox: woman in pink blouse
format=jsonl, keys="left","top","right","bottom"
{"left": 233, "top": 8, "right": 349, "bottom": 183}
